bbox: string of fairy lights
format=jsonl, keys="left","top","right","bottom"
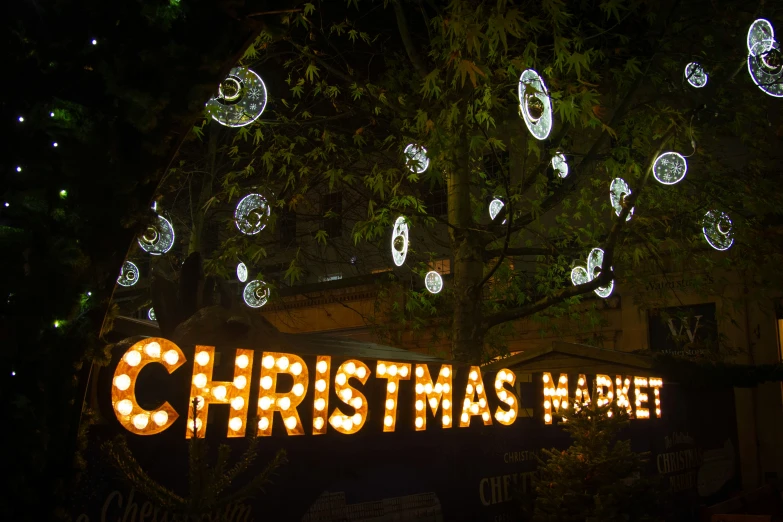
{"left": 107, "top": 18, "right": 779, "bottom": 315}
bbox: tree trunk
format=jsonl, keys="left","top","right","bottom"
{"left": 188, "top": 130, "right": 217, "bottom": 255}
{"left": 448, "top": 155, "right": 485, "bottom": 364}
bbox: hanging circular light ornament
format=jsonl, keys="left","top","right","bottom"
{"left": 391, "top": 216, "right": 409, "bottom": 267}
{"left": 586, "top": 247, "right": 614, "bottom": 298}
{"left": 235, "top": 194, "right": 271, "bottom": 235}
{"left": 137, "top": 214, "right": 175, "bottom": 255}
{"left": 148, "top": 308, "right": 156, "bottom": 321}
{"left": 117, "top": 261, "right": 139, "bottom": 287}
{"left": 236, "top": 262, "right": 248, "bottom": 283}
{"left": 652, "top": 151, "right": 688, "bottom": 185}
{"left": 206, "top": 67, "right": 268, "bottom": 127}
{"left": 551, "top": 152, "right": 569, "bottom": 178}
{"left": 684, "top": 62, "right": 708, "bottom": 88}
{"left": 702, "top": 210, "right": 734, "bottom": 251}
{"left": 518, "top": 69, "right": 553, "bottom": 141}
{"left": 424, "top": 271, "right": 443, "bottom": 294}
{"left": 748, "top": 40, "right": 783, "bottom": 97}
{"left": 243, "top": 280, "right": 269, "bottom": 308}
{"left": 489, "top": 199, "right": 505, "bottom": 221}
{"left": 570, "top": 266, "right": 590, "bottom": 286}
{"left": 404, "top": 144, "right": 430, "bottom": 173}
{"left": 609, "top": 178, "right": 633, "bottom": 221}
{"left": 747, "top": 19, "right": 775, "bottom": 56}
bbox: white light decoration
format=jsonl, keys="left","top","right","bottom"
{"left": 391, "top": 216, "right": 409, "bottom": 267}
{"left": 748, "top": 39, "right": 783, "bottom": 98}
{"left": 404, "top": 144, "right": 429, "bottom": 173}
{"left": 518, "top": 69, "right": 553, "bottom": 140}
{"left": 488, "top": 199, "right": 505, "bottom": 221}
{"left": 551, "top": 153, "right": 569, "bottom": 178}
{"left": 237, "top": 262, "right": 248, "bottom": 283}
{"left": 235, "top": 194, "right": 271, "bottom": 235}
{"left": 652, "top": 151, "right": 688, "bottom": 185}
{"left": 684, "top": 62, "right": 708, "bottom": 88}
{"left": 609, "top": 178, "right": 633, "bottom": 221}
{"left": 206, "top": 67, "right": 268, "bottom": 127}
{"left": 424, "top": 271, "right": 443, "bottom": 294}
{"left": 137, "top": 214, "right": 175, "bottom": 255}
{"left": 571, "top": 248, "right": 613, "bottom": 298}
{"left": 747, "top": 19, "right": 775, "bottom": 56}
{"left": 117, "top": 261, "right": 139, "bottom": 287}
{"left": 148, "top": 308, "right": 156, "bottom": 321}
{"left": 243, "top": 280, "right": 269, "bottom": 308}
{"left": 702, "top": 210, "right": 734, "bottom": 251}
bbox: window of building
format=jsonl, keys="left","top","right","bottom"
{"left": 429, "top": 258, "right": 451, "bottom": 274}
{"left": 279, "top": 207, "right": 297, "bottom": 246}
{"left": 424, "top": 185, "right": 448, "bottom": 216}
{"left": 321, "top": 192, "right": 342, "bottom": 237}
{"left": 318, "top": 273, "right": 343, "bottom": 282}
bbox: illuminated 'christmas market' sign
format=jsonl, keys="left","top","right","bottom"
{"left": 111, "top": 338, "right": 664, "bottom": 438}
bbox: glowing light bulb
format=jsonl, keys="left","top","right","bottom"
{"left": 231, "top": 396, "right": 244, "bottom": 410}
{"left": 429, "top": 398, "right": 438, "bottom": 409}
{"left": 133, "top": 414, "right": 149, "bottom": 430}
{"left": 163, "top": 350, "right": 179, "bottom": 365}
{"left": 341, "top": 388, "right": 353, "bottom": 401}
{"left": 377, "top": 363, "right": 387, "bottom": 376}
{"left": 356, "top": 366, "right": 367, "bottom": 379}
{"left": 153, "top": 410, "right": 168, "bottom": 426}
{"left": 144, "top": 342, "right": 161, "bottom": 358}
{"left": 229, "top": 417, "right": 243, "bottom": 431}
{"left": 384, "top": 415, "right": 393, "bottom": 427}
{"left": 116, "top": 400, "right": 133, "bottom": 416}
{"left": 258, "top": 417, "right": 270, "bottom": 430}
{"left": 336, "top": 373, "right": 347, "bottom": 386}
{"left": 53, "top": 143, "right": 59, "bottom": 148}
{"left": 276, "top": 357, "right": 289, "bottom": 371}
{"left": 314, "top": 417, "right": 324, "bottom": 430}
{"left": 424, "top": 383, "right": 433, "bottom": 394}
{"left": 476, "top": 384, "right": 484, "bottom": 394}
{"left": 260, "top": 376, "right": 273, "bottom": 390}
{"left": 236, "top": 354, "right": 249, "bottom": 369}
{"left": 292, "top": 383, "right": 305, "bottom": 396}
{"left": 234, "top": 375, "right": 247, "bottom": 389}
{"left": 113, "top": 374, "right": 131, "bottom": 391}
{"left": 415, "top": 383, "right": 424, "bottom": 394}
{"left": 386, "top": 399, "right": 395, "bottom": 410}
{"left": 15, "top": 166, "right": 21, "bottom": 172}
{"left": 290, "top": 362, "right": 302, "bottom": 375}
{"left": 415, "top": 417, "right": 424, "bottom": 428}
{"left": 315, "top": 398, "right": 326, "bottom": 411}
{"left": 193, "top": 373, "right": 207, "bottom": 388}
{"left": 545, "top": 413, "right": 552, "bottom": 423}
{"left": 345, "top": 362, "right": 356, "bottom": 375}
{"left": 469, "top": 370, "right": 478, "bottom": 381}
{"left": 498, "top": 390, "right": 507, "bottom": 401}
{"left": 213, "top": 386, "right": 227, "bottom": 400}
{"left": 352, "top": 413, "right": 362, "bottom": 425}
{"left": 444, "top": 383, "right": 450, "bottom": 393}
{"left": 351, "top": 397, "right": 363, "bottom": 409}
{"left": 470, "top": 404, "right": 479, "bottom": 415}
{"left": 461, "top": 413, "right": 469, "bottom": 423}
{"left": 317, "top": 360, "right": 328, "bottom": 373}
{"left": 479, "top": 398, "right": 487, "bottom": 408}
{"left": 284, "top": 417, "right": 297, "bottom": 430}
{"left": 262, "top": 355, "right": 275, "bottom": 369}
{"left": 195, "top": 351, "right": 210, "bottom": 366}
{"left": 482, "top": 412, "right": 490, "bottom": 422}
{"left": 124, "top": 350, "right": 141, "bottom": 367}
{"left": 399, "top": 366, "right": 408, "bottom": 377}
{"left": 315, "top": 379, "right": 326, "bottom": 392}
{"left": 91, "top": 39, "right": 97, "bottom": 45}
{"left": 542, "top": 374, "right": 550, "bottom": 383}
{"left": 466, "top": 384, "right": 474, "bottom": 394}
{"left": 415, "top": 400, "right": 424, "bottom": 411}
{"left": 497, "top": 370, "right": 506, "bottom": 381}
{"left": 415, "top": 366, "right": 424, "bottom": 378}
{"left": 278, "top": 397, "right": 291, "bottom": 410}
{"left": 443, "top": 399, "right": 451, "bottom": 410}
{"left": 18, "top": 116, "right": 24, "bottom": 122}
{"left": 388, "top": 365, "right": 398, "bottom": 377}
{"left": 343, "top": 418, "right": 354, "bottom": 431}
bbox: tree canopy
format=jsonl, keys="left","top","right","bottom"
{"left": 146, "top": 0, "right": 783, "bottom": 364}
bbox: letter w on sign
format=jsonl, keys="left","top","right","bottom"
{"left": 667, "top": 315, "right": 702, "bottom": 343}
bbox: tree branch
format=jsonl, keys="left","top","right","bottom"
{"left": 393, "top": 1, "right": 428, "bottom": 79}
{"left": 484, "top": 246, "right": 570, "bottom": 259}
